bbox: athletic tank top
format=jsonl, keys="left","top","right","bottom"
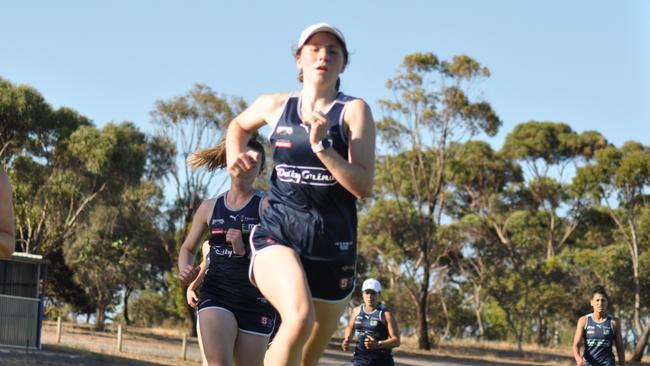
{"left": 263, "top": 92, "right": 358, "bottom": 259}
{"left": 583, "top": 313, "right": 615, "bottom": 366}
{"left": 354, "top": 304, "right": 390, "bottom": 355}
{"left": 203, "top": 191, "right": 264, "bottom": 304}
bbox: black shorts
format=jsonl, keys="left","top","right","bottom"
{"left": 198, "top": 292, "right": 277, "bottom": 336}
{"left": 250, "top": 224, "right": 356, "bottom": 301}
{"left": 352, "top": 352, "right": 394, "bottom": 366}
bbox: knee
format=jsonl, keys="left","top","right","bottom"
{"left": 281, "top": 304, "right": 315, "bottom": 341}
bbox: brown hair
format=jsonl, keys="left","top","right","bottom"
{"left": 295, "top": 33, "right": 349, "bottom": 91}
{"left": 188, "top": 136, "right": 265, "bottom": 172}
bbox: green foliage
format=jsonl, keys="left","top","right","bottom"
{"left": 481, "top": 298, "right": 509, "bottom": 340}
{"left": 123, "top": 290, "right": 181, "bottom": 328}
{"left": 2, "top": 79, "right": 175, "bottom": 326}
{"left": 501, "top": 122, "right": 607, "bottom": 171}
{"left": 365, "top": 52, "right": 502, "bottom": 350}
{"left": 0, "top": 78, "right": 91, "bottom": 160}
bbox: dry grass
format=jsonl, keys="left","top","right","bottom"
{"left": 396, "top": 335, "right": 650, "bottom": 366}
{"left": 32, "top": 321, "right": 649, "bottom": 366}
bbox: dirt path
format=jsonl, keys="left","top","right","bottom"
{"left": 2, "top": 321, "right": 644, "bottom": 366}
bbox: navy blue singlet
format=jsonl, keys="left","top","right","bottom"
{"left": 262, "top": 91, "right": 357, "bottom": 259}
{"left": 583, "top": 313, "right": 616, "bottom": 366}
{"left": 352, "top": 304, "right": 394, "bottom": 366}
{"left": 250, "top": 91, "right": 360, "bottom": 300}
{"left": 203, "top": 191, "right": 269, "bottom": 311}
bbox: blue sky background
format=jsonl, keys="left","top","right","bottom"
{"left": 2, "top": 0, "right": 648, "bottom": 151}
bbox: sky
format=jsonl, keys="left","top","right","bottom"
{"left": 2, "top": 0, "right": 649, "bottom": 151}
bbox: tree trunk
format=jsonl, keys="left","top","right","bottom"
{"left": 546, "top": 210, "right": 555, "bottom": 259}
{"left": 473, "top": 284, "right": 484, "bottom": 339}
{"left": 631, "top": 324, "right": 650, "bottom": 361}
{"left": 417, "top": 266, "right": 431, "bottom": 349}
{"left": 417, "top": 304, "right": 430, "bottom": 349}
{"left": 95, "top": 305, "right": 106, "bottom": 331}
{"left": 123, "top": 288, "right": 132, "bottom": 325}
{"left": 440, "top": 295, "right": 451, "bottom": 339}
{"left": 505, "top": 310, "right": 523, "bottom": 352}
{"left": 535, "top": 314, "right": 547, "bottom": 346}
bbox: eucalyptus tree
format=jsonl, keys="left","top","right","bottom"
{"left": 362, "top": 52, "right": 500, "bottom": 349}
{"left": 150, "top": 83, "right": 245, "bottom": 240}
{"left": 573, "top": 141, "right": 650, "bottom": 360}
{"left": 0, "top": 78, "right": 92, "bottom": 161}
{"left": 150, "top": 84, "right": 246, "bottom": 334}
{"left": 500, "top": 122, "right": 607, "bottom": 259}
{"left": 445, "top": 140, "right": 523, "bottom": 340}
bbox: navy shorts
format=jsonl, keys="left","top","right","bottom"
{"left": 352, "top": 352, "right": 394, "bottom": 366}
{"left": 198, "top": 292, "right": 277, "bottom": 336}
{"left": 250, "top": 224, "right": 356, "bottom": 302}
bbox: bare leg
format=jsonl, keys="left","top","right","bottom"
{"left": 197, "top": 318, "right": 209, "bottom": 366}
{"left": 252, "top": 245, "right": 314, "bottom": 366}
{"left": 198, "top": 308, "right": 238, "bottom": 366}
{"left": 301, "top": 296, "right": 351, "bottom": 366}
{"left": 233, "top": 331, "right": 270, "bottom": 366}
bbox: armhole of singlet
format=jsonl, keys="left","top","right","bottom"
{"left": 208, "top": 192, "right": 227, "bottom": 225}
{"left": 268, "top": 93, "right": 296, "bottom": 143}
{"left": 584, "top": 314, "right": 591, "bottom": 330}
{"left": 379, "top": 303, "right": 388, "bottom": 324}
{"left": 607, "top": 314, "right": 615, "bottom": 335}
{"left": 337, "top": 96, "right": 353, "bottom": 146}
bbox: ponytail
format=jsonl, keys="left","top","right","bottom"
{"left": 187, "top": 138, "right": 227, "bottom": 171}
{"left": 188, "top": 135, "right": 265, "bottom": 172}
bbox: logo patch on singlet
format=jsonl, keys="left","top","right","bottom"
{"left": 275, "top": 164, "right": 337, "bottom": 186}
{"left": 276, "top": 126, "right": 293, "bottom": 135}
{"left": 335, "top": 241, "right": 353, "bottom": 251}
{"left": 213, "top": 246, "right": 234, "bottom": 257}
{"left": 275, "top": 140, "right": 293, "bottom": 148}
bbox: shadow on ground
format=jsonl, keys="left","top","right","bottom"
{"left": 0, "top": 344, "right": 167, "bottom": 366}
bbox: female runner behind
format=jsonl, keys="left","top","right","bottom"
{"left": 178, "top": 137, "right": 277, "bottom": 366}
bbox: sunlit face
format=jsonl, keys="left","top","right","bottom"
{"left": 296, "top": 32, "right": 345, "bottom": 86}
{"left": 362, "top": 290, "right": 379, "bottom": 308}
{"left": 590, "top": 293, "right": 608, "bottom": 313}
